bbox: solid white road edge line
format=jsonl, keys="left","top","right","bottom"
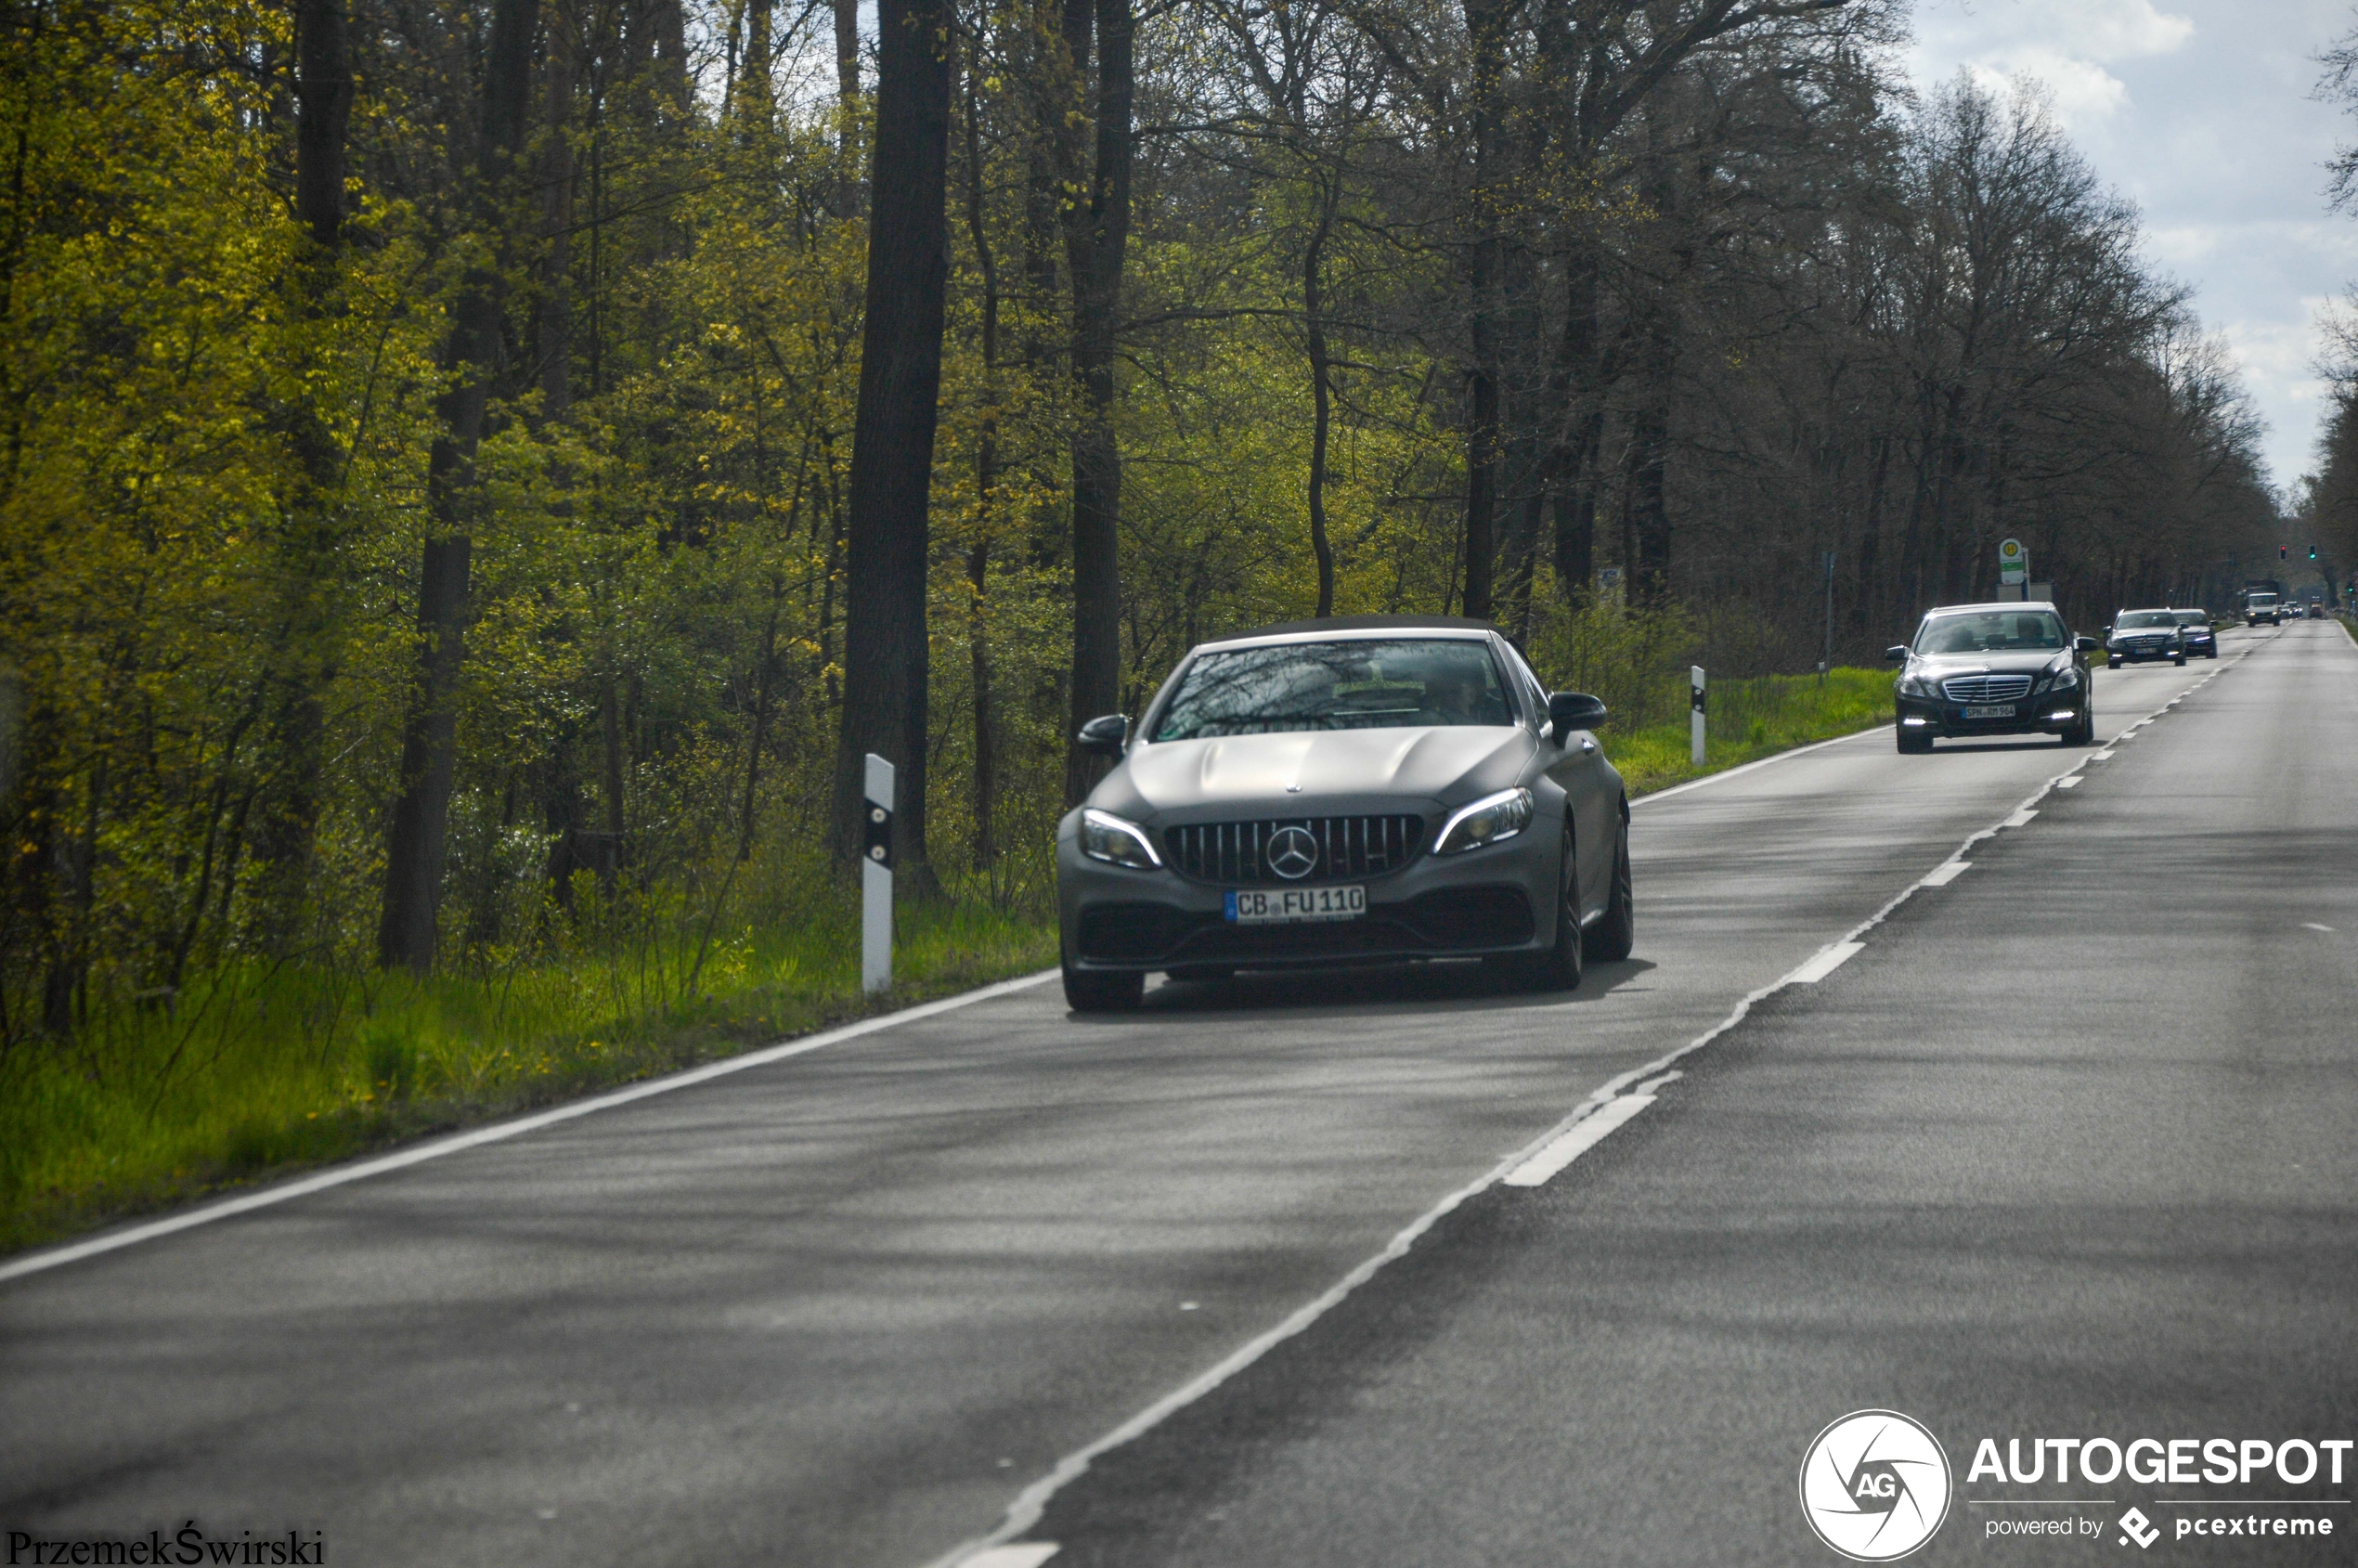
{"left": 937, "top": 663, "right": 2241, "bottom": 1568}
{"left": 1630, "top": 722, "right": 1891, "bottom": 809}
{"left": 0, "top": 968, "right": 1063, "bottom": 1287}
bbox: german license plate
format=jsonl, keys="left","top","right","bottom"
{"left": 1962, "top": 704, "right": 2015, "bottom": 719}
{"left": 1226, "top": 886, "right": 1366, "bottom": 924}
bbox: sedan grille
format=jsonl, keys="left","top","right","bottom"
{"left": 1163, "top": 815, "right": 1424, "bottom": 885}
{"left": 1940, "top": 674, "right": 2033, "bottom": 703}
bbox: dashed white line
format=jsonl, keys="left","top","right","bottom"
{"left": 2002, "top": 808, "right": 2039, "bottom": 828}
{"left": 2056, "top": 776, "right": 2082, "bottom": 789}
{"left": 1782, "top": 942, "right": 1867, "bottom": 984}
{"left": 1921, "top": 861, "right": 1973, "bottom": 887}
{"left": 1503, "top": 1073, "right": 1682, "bottom": 1187}
{"left": 2303, "top": 923, "right": 2338, "bottom": 934}
{"left": 964, "top": 1547, "right": 1061, "bottom": 1568}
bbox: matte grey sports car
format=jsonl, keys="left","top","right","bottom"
{"left": 1055, "top": 616, "right": 1633, "bottom": 1011}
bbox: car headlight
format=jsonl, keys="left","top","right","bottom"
{"left": 1434, "top": 786, "right": 1535, "bottom": 854}
{"left": 2041, "top": 664, "right": 2080, "bottom": 692}
{"left": 1079, "top": 809, "right": 1162, "bottom": 869}
{"left": 1898, "top": 673, "right": 1936, "bottom": 698}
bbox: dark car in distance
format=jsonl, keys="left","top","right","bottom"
{"left": 1055, "top": 616, "right": 1635, "bottom": 1011}
{"left": 1887, "top": 603, "right": 2097, "bottom": 754}
{"left": 2107, "top": 608, "right": 2186, "bottom": 667}
{"left": 2171, "top": 609, "right": 2219, "bottom": 658}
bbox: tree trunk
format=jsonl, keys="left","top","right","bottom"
{"left": 250, "top": 0, "right": 355, "bottom": 953}
{"left": 965, "top": 54, "right": 1000, "bottom": 867}
{"left": 1062, "top": 0, "right": 1134, "bottom": 807}
{"left": 831, "top": 0, "right": 952, "bottom": 879}
{"left": 376, "top": 0, "right": 539, "bottom": 974}
{"left": 1458, "top": 0, "right": 1509, "bottom": 624}
{"left": 1304, "top": 180, "right": 1337, "bottom": 619}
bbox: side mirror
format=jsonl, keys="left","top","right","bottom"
{"left": 2075, "top": 636, "right": 2099, "bottom": 654}
{"left": 1075, "top": 713, "right": 1130, "bottom": 758}
{"left": 1548, "top": 692, "right": 1609, "bottom": 734}
{"left": 1884, "top": 645, "right": 1910, "bottom": 664}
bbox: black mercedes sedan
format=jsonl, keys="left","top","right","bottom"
{"left": 1055, "top": 616, "right": 1633, "bottom": 1011}
{"left": 1886, "top": 602, "right": 2097, "bottom": 753}
{"left": 2171, "top": 608, "right": 2219, "bottom": 658}
{"left": 2106, "top": 608, "right": 2186, "bottom": 667}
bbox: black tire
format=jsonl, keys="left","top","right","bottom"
{"left": 1897, "top": 727, "right": 1933, "bottom": 754}
{"left": 2174, "top": 653, "right": 2186, "bottom": 666}
{"left": 1585, "top": 814, "right": 1635, "bottom": 965}
{"left": 2063, "top": 707, "right": 2094, "bottom": 746}
{"left": 2207, "top": 646, "right": 2217, "bottom": 658}
{"left": 1062, "top": 962, "right": 1143, "bottom": 1012}
{"left": 1518, "top": 830, "right": 1585, "bottom": 991}
{"left": 2106, "top": 656, "right": 2121, "bottom": 668}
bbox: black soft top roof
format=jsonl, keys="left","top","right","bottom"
{"left": 1202, "top": 614, "right": 1497, "bottom": 646}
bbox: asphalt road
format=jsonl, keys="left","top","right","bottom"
{"left": 0, "top": 623, "right": 2329, "bottom": 1567}
{"left": 1024, "top": 618, "right": 2358, "bottom": 1566}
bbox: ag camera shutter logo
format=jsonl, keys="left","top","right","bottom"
{"left": 1799, "top": 1409, "right": 1953, "bottom": 1561}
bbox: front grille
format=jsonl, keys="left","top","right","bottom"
{"left": 1941, "top": 674, "right": 2032, "bottom": 703}
{"left": 1163, "top": 815, "right": 1424, "bottom": 885}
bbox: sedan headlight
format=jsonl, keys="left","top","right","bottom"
{"left": 1898, "top": 673, "right": 1937, "bottom": 698}
{"left": 1079, "top": 809, "right": 1162, "bottom": 869}
{"left": 2041, "top": 664, "right": 2080, "bottom": 693}
{"left": 1434, "top": 786, "right": 1535, "bottom": 854}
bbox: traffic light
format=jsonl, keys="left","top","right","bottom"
{"left": 2310, "top": 546, "right": 2319, "bottom": 561}
{"left": 2280, "top": 544, "right": 2289, "bottom": 560}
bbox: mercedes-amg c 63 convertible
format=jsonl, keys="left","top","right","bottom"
{"left": 1054, "top": 616, "right": 1633, "bottom": 1011}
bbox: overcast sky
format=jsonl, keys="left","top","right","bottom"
{"left": 1905, "top": 0, "right": 2358, "bottom": 491}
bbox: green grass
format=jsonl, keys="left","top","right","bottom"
{"left": 0, "top": 894, "right": 1056, "bottom": 1254}
{"left": 0, "top": 667, "right": 1926, "bottom": 1257}
{"left": 1607, "top": 667, "right": 1896, "bottom": 797}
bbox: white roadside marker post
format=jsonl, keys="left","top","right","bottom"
{"left": 862, "top": 753, "right": 894, "bottom": 995}
{"left": 1691, "top": 665, "right": 1706, "bottom": 767}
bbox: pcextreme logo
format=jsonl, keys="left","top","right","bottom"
{"left": 1800, "top": 1409, "right": 1954, "bottom": 1562}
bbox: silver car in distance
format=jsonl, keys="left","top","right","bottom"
{"left": 1055, "top": 616, "right": 1633, "bottom": 1011}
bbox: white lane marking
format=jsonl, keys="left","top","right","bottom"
{"left": 1781, "top": 941, "right": 1867, "bottom": 984}
{"left": 1920, "top": 861, "right": 1973, "bottom": 887}
{"left": 2091, "top": 750, "right": 2116, "bottom": 761}
{"left": 939, "top": 678, "right": 2232, "bottom": 1568}
{"left": 2002, "top": 808, "right": 2039, "bottom": 828}
{"left": 1631, "top": 723, "right": 1891, "bottom": 809}
{"left": 1502, "top": 1076, "right": 1680, "bottom": 1188}
{"left": 2304, "top": 923, "right": 2338, "bottom": 934}
{"left": 0, "top": 969, "right": 1064, "bottom": 1287}
{"left": 964, "top": 1547, "right": 1060, "bottom": 1568}
{"left": 2056, "top": 776, "right": 2082, "bottom": 788}
{"left": 934, "top": 776, "right": 2088, "bottom": 1565}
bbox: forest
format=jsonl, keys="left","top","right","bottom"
{"left": 0, "top": 0, "right": 2286, "bottom": 1213}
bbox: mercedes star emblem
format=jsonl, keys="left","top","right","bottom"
{"left": 1267, "top": 825, "right": 1319, "bottom": 880}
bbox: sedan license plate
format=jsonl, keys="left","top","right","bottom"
{"left": 1961, "top": 704, "right": 2015, "bottom": 719}
{"left": 1226, "top": 886, "right": 1366, "bottom": 924}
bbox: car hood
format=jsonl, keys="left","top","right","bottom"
{"left": 2110, "top": 628, "right": 2179, "bottom": 640}
{"left": 1910, "top": 652, "right": 2070, "bottom": 680}
{"left": 1093, "top": 726, "right": 1536, "bottom": 820}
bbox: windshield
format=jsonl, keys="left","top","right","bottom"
{"left": 1151, "top": 639, "right": 1515, "bottom": 741}
{"left": 2249, "top": 593, "right": 2277, "bottom": 606}
{"left": 2116, "top": 611, "right": 2177, "bottom": 629}
{"left": 2174, "top": 611, "right": 2209, "bottom": 626}
{"left": 1913, "top": 611, "right": 2067, "bottom": 655}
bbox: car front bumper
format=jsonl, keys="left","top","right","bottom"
{"left": 1895, "top": 690, "right": 2085, "bottom": 739}
{"left": 1056, "top": 808, "right": 1564, "bottom": 974}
